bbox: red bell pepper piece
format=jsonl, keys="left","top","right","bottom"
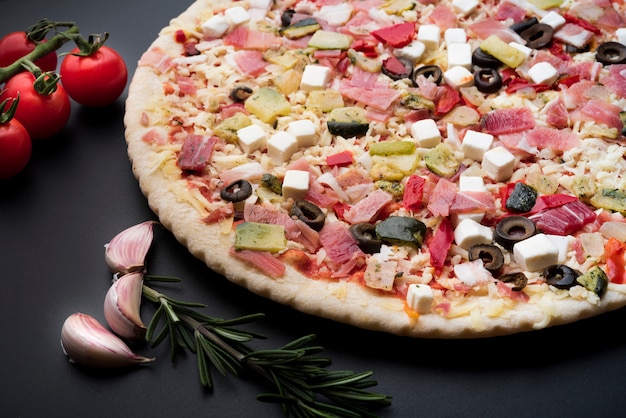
{"left": 604, "top": 238, "right": 626, "bottom": 284}
{"left": 435, "top": 85, "right": 461, "bottom": 115}
{"left": 403, "top": 174, "right": 426, "bottom": 211}
{"left": 326, "top": 150, "right": 354, "bottom": 167}
{"left": 429, "top": 218, "right": 454, "bottom": 271}
{"left": 332, "top": 201, "right": 351, "bottom": 222}
{"left": 371, "top": 22, "right": 416, "bottom": 48}
{"left": 350, "top": 40, "right": 379, "bottom": 57}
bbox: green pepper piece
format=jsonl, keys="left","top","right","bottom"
{"left": 505, "top": 182, "right": 538, "bottom": 213}
{"left": 576, "top": 266, "right": 608, "bottom": 296}
{"left": 375, "top": 216, "right": 426, "bottom": 248}
{"left": 369, "top": 141, "right": 416, "bottom": 156}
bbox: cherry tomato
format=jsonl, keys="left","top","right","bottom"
{"left": 0, "top": 32, "right": 57, "bottom": 72}
{"left": 0, "top": 72, "right": 71, "bottom": 140}
{"left": 60, "top": 46, "right": 127, "bottom": 107}
{"left": 0, "top": 117, "right": 32, "bottom": 180}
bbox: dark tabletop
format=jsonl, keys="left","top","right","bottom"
{"left": 2, "top": 1, "right": 626, "bottom": 416}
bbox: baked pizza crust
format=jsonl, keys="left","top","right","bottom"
{"left": 124, "top": 0, "right": 626, "bottom": 338}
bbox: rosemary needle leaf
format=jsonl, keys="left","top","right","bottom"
{"left": 144, "top": 274, "right": 182, "bottom": 283}
{"left": 309, "top": 371, "right": 374, "bottom": 389}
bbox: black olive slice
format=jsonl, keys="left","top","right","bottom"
{"left": 543, "top": 264, "right": 581, "bottom": 289}
{"left": 349, "top": 223, "right": 383, "bottom": 254}
{"left": 472, "top": 47, "right": 502, "bottom": 69}
{"left": 468, "top": 244, "right": 504, "bottom": 273}
{"left": 382, "top": 56, "right": 413, "bottom": 81}
{"left": 596, "top": 42, "right": 626, "bottom": 66}
{"left": 220, "top": 179, "right": 253, "bottom": 202}
{"left": 290, "top": 200, "right": 326, "bottom": 231}
{"left": 229, "top": 86, "right": 253, "bottom": 102}
{"left": 281, "top": 9, "right": 296, "bottom": 27}
{"left": 510, "top": 17, "right": 539, "bottom": 34}
{"left": 520, "top": 23, "right": 554, "bottom": 49}
{"left": 474, "top": 68, "right": 503, "bottom": 93}
{"left": 499, "top": 272, "right": 528, "bottom": 291}
{"left": 495, "top": 216, "right": 537, "bottom": 250}
{"left": 413, "top": 65, "right": 443, "bottom": 85}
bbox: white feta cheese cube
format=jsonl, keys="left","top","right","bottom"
{"left": 282, "top": 170, "right": 310, "bottom": 201}
{"left": 287, "top": 119, "right": 317, "bottom": 148}
{"left": 540, "top": 11, "right": 566, "bottom": 29}
{"left": 249, "top": 0, "right": 272, "bottom": 9}
{"left": 482, "top": 146, "right": 515, "bottom": 182}
{"left": 417, "top": 24, "right": 441, "bottom": 50}
{"left": 508, "top": 42, "right": 532, "bottom": 60}
{"left": 225, "top": 6, "right": 250, "bottom": 25}
{"left": 447, "top": 43, "right": 473, "bottom": 70}
{"left": 459, "top": 176, "right": 487, "bottom": 192}
{"left": 444, "top": 28, "right": 466, "bottom": 45}
{"left": 513, "top": 234, "right": 559, "bottom": 272}
{"left": 236, "top": 124, "right": 267, "bottom": 154}
{"left": 617, "top": 28, "right": 626, "bottom": 46}
{"left": 545, "top": 235, "right": 574, "bottom": 264}
{"left": 406, "top": 284, "right": 434, "bottom": 314}
{"left": 395, "top": 41, "right": 426, "bottom": 63}
{"left": 443, "top": 65, "right": 475, "bottom": 89}
{"left": 452, "top": 0, "right": 479, "bottom": 16}
{"left": 300, "top": 65, "right": 332, "bottom": 91}
{"left": 462, "top": 130, "right": 494, "bottom": 161}
{"left": 410, "top": 118, "right": 441, "bottom": 148}
{"left": 318, "top": 3, "right": 353, "bottom": 26}
{"left": 454, "top": 218, "right": 493, "bottom": 250}
{"left": 267, "top": 131, "right": 298, "bottom": 164}
{"left": 528, "top": 62, "right": 559, "bottom": 85}
{"left": 452, "top": 212, "right": 485, "bottom": 226}
{"left": 201, "top": 15, "right": 230, "bottom": 38}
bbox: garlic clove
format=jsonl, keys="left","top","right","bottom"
{"left": 104, "top": 220, "right": 157, "bottom": 275}
{"left": 104, "top": 272, "right": 147, "bottom": 340}
{"left": 61, "top": 312, "right": 154, "bottom": 368}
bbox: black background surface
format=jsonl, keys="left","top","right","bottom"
{"left": 2, "top": 1, "right": 626, "bottom": 417}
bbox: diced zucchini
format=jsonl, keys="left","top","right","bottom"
{"left": 382, "top": 0, "right": 417, "bottom": 15}
{"left": 401, "top": 92, "right": 435, "bottom": 111}
{"left": 590, "top": 188, "right": 626, "bottom": 215}
{"left": 370, "top": 153, "right": 420, "bottom": 181}
{"left": 576, "top": 266, "right": 608, "bottom": 296}
{"left": 264, "top": 50, "right": 299, "bottom": 69}
{"left": 528, "top": 0, "right": 563, "bottom": 9}
{"left": 423, "top": 143, "right": 460, "bottom": 178}
{"left": 327, "top": 107, "right": 369, "bottom": 137}
{"left": 375, "top": 216, "right": 426, "bottom": 248}
{"left": 308, "top": 30, "right": 353, "bottom": 50}
{"left": 244, "top": 87, "right": 291, "bottom": 124}
{"left": 234, "top": 222, "right": 286, "bottom": 253}
{"left": 347, "top": 48, "right": 382, "bottom": 72}
{"left": 261, "top": 173, "right": 282, "bottom": 195}
{"left": 480, "top": 35, "right": 526, "bottom": 68}
{"left": 375, "top": 180, "right": 405, "bottom": 197}
{"left": 570, "top": 175, "right": 596, "bottom": 202}
{"left": 369, "top": 141, "right": 416, "bottom": 156}
{"left": 279, "top": 18, "right": 321, "bottom": 39}
{"left": 213, "top": 113, "right": 252, "bottom": 143}
{"left": 306, "top": 90, "right": 345, "bottom": 112}
{"left": 505, "top": 182, "right": 538, "bottom": 213}
{"left": 275, "top": 69, "right": 302, "bottom": 95}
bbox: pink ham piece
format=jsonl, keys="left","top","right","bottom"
{"left": 577, "top": 99, "right": 624, "bottom": 131}
{"left": 138, "top": 46, "right": 173, "bottom": 73}
{"left": 343, "top": 189, "right": 393, "bottom": 224}
{"left": 495, "top": 1, "right": 527, "bottom": 22}
{"left": 219, "top": 162, "right": 265, "bottom": 185}
{"left": 600, "top": 65, "right": 626, "bottom": 99}
{"left": 545, "top": 98, "right": 570, "bottom": 129}
{"left": 526, "top": 127, "right": 581, "bottom": 151}
{"left": 531, "top": 200, "right": 596, "bottom": 235}
{"left": 177, "top": 135, "right": 217, "bottom": 172}
{"left": 338, "top": 68, "right": 402, "bottom": 111}
{"left": 223, "top": 26, "right": 283, "bottom": 50}
{"left": 569, "top": 0, "right": 625, "bottom": 32}
{"left": 318, "top": 222, "right": 365, "bottom": 276}
{"left": 468, "top": 18, "right": 525, "bottom": 44}
{"left": 427, "top": 178, "right": 457, "bottom": 217}
{"left": 234, "top": 51, "right": 267, "bottom": 77}
{"left": 428, "top": 4, "right": 458, "bottom": 31}
{"left": 449, "top": 191, "right": 496, "bottom": 214}
{"left": 482, "top": 107, "right": 535, "bottom": 135}
{"left": 230, "top": 247, "right": 286, "bottom": 278}
{"left": 554, "top": 23, "right": 594, "bottom": 49}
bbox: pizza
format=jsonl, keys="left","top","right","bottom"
{"left": 124, "top": 0, "right": 626, "bottom": 338}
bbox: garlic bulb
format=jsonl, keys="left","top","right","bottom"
{"left": 61, "top": 312, "right": 154, "bottom": 368}
{"left": 104, "top": 221, "right": 157, "bottom": 275}
{"left": 104, "top": 272, "right": 147, "bottom": 340}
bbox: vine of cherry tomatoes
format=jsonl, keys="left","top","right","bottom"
{"left": 0, "top": 20, "right": 128, "bottom": 179}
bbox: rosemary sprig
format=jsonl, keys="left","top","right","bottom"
{"left": 142, "top": 275, "right": 392, "bottom": 417}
